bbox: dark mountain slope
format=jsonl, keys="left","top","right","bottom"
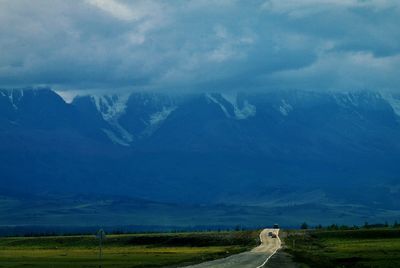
{"left": 1, "top": 88, "right": 400, "bottom": 226}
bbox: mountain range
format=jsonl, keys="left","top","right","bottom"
{"left": 1, "top": 88, "right": 400, "bottom": 228}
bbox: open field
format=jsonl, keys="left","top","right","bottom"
{"left": 284, "top": 228, "right": 400, "bottom": 267}
{"left": 0, "top": 230, "right": 259, "bottom": 268}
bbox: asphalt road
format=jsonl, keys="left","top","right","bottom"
{"left": 182, "top": 228, "right": 281, "bottom": 268}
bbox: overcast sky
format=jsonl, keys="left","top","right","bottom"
{"left": 1, "top": 0, "right": 400, "bottom": 93}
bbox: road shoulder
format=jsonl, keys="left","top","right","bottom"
{"left": 264, "top": 250, "right": 302, "bottom": 268}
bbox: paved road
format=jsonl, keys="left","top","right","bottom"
{"left": 182, "top": 228, "right": 281, "bottom": 268}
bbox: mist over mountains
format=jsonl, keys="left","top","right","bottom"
{"left": 1, "top": 87, "right": 400, "bottom": 227}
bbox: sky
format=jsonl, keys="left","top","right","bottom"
{"left": 0, "top": 0, "right": 400, "bottom": 94}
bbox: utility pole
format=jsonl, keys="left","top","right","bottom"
{"left": 96, "top": 229, "right": 106, "bottom": 268}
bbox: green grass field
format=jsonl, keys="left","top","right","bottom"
{"left": 284, "top": 228, "right": 400, "bottom": 268}
{"left": 0, "top": 231, "right": 259, "bottom": 268}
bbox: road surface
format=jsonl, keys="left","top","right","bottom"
{"left": 182, "top": 228, "right": 281, "bottom": 268}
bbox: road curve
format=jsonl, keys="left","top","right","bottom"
{"left": 182, "top": 228, "right": 281, "bottom": 268}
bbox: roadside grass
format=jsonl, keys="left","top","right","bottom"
{"left": 0, "top": 231, "right": 259, "bottom": 268}
{"left": 284, "top": 228, "right": 400, "bottom": 268}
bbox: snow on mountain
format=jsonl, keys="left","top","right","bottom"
{"left": 0, "top": 89, "right": 24, "bottom": 110}
{"left": 334, "top": 92, "right": 360, "bottom": 107}
{"left": 149, "top": 106, "right": 177, "bottom": 126}
{"left": 142, "top": 106, "right": 177, "bottom": 137}
{"left": 90, "top": 94, "right": 133, "bottom": 146}
{"left": 92, "top": 94, "right": 130, "bottom": 122}
{"left": 381, "top": 93, "right": 400, "bottom": 117}
{"left": 102, "top": 128, "right": 131, "bottom": 146}
{"left": 278, "top": 99, "right": 293, "bottom": 116}
{"left": 221, "top": 93, "right": 256, "bottom": 120}
{"left": 206, "top": 93, "right": 231, "bottom": 117}
{"left": 333, "top": 91, "right": 384, "bottom": 108}
{"left": 206, "top": 93, "right": 256, "bottom": 120}
{"left": 72, "top": 93, "right": 180, "bottom": 145}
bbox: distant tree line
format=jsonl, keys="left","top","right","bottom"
{"left": 300, "top": 220, "right": 400, "bottom": 230}
{"left": 0, "top": 225, "right": 257, "bottom": 238}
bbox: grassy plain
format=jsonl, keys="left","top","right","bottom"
{"left": 284, "top": 228, "right": 400, "bottom": 268}
{"left": 0, "top": 230, "right": 259, "bottom": 268}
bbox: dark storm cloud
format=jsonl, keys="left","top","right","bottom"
{"left": 0, "top": 0, "right": 399, "bottom": 92}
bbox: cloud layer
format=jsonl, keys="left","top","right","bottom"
{"left": 1, "top": 0, "right": 399, "bottom": 93}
